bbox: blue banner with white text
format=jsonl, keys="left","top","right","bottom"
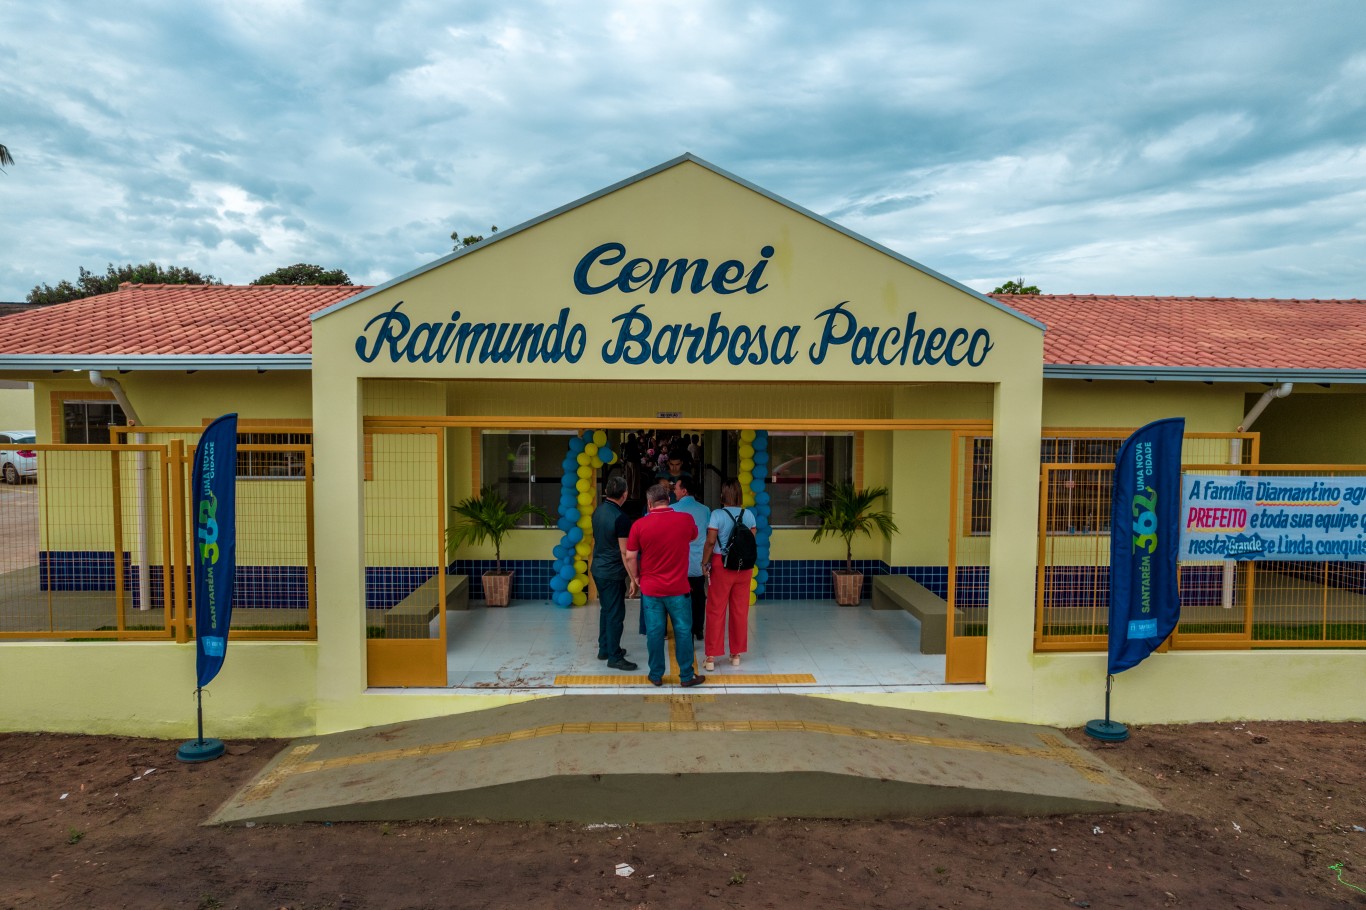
{"left": 193, "top": 413, "right": 237, "bottom": 689}
{"left": 1108, "top": 417, "right": 1184, "bottom": 674}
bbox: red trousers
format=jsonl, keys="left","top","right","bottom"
{"left": 705, "top": 553, "right": 752, "bottom": 658}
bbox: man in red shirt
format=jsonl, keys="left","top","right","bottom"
{"left": 626, "top": 483, "right": 705, "bottom": 687}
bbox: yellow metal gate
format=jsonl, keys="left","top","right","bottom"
{"left": 364, "top": 427, "right": 449, "bottom": 686}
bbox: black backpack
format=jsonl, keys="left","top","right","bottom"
{"left": 722, "top": 508, "right": 757, "bottom": 572}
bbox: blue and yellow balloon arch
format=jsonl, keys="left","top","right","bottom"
{"left": 547, "top": 429, "right": 772, "bottom": 607}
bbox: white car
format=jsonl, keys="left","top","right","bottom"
{"left": 0, "top": 430, "right": 37, "bottom": 484}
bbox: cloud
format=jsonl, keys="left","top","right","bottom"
{"left": 1, "top": 0, "right": 1364, "bottom": 300}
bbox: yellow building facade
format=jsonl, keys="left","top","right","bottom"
{"left": 1, "top": 155, "right": 1363, "bottom": 737}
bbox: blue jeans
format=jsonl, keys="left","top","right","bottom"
{"left": 643, "top": 593, "right": 696, "bottom": 683}
{"left": 594, "top": 573, "right": 627, "bottom": 661}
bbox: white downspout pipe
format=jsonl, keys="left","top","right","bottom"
{"left": 1224, "top": 383, "right": 1293, "bottom": 607}
{"left": 89, "top": 371, "right": 152, "bottom": 613}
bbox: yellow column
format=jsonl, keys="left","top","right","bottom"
{"left": 311, "top": 371, "right": 368, "bottom": 730}
{"left": 985, "top": 370, "right": 1044, "bottom": 718}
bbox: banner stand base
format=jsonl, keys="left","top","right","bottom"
{"left": 177, "top": 738, "right": 226, "bottom": 763}
{"left": 1084, "top": 719, "right": 1130, "bottom": 742}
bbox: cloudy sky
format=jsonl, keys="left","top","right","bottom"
{"left": 3, "top": 1, "right": 1365, "bottom": 302}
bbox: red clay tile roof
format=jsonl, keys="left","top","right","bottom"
{"left": 996, "top": 294, "right": 1366, "bottom": 373}
{"left": 0, "top": 283, "right": 365, "bottom": 357}
{"left": 0, "top": 284, "right": 1362, "bottom": 377}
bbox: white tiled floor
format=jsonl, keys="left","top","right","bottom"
{"left": 443, "top": 599, "right": 949, "bottom": 693}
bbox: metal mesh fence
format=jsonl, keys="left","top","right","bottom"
{"left": 0, "top": 436, "right": 315, "bottom": 641}
{"left": 0, "top": 445, "right": 171, "bottom": 639}
{"left": 1036, "top": 460, "right": 1366, "bottom": 650}
{"left": 364, "top": 429, "right": 445, "bottom": 640}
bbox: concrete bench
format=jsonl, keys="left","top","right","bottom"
{"left": 384, "top": 574, "right": 470, "bottom": 639}
{"left": 871, "top": 575, "right": 947, "bottom": 655}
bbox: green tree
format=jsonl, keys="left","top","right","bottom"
{"left": 991, "top": 278, "right": 1041, "bottom": 295}
{"left": 251, "top": 263, "right": 352, "bottom": 286}
{"left": 451, "top": 226, "right": 498, "bottom": 251}
{"left": 27, "top": 262, "right": 223, "bottom": 305}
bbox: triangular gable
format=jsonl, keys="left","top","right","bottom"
{"left": 313, "top": 153, "right": 1042, "bottom": 329}
{"left": 311, "top": 154, "right": 1044, "bottom": 384}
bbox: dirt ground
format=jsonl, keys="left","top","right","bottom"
{"left": 1, "top": 721, "right": 1363, "bottom": 909}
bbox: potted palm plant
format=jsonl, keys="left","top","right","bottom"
{"left": 795, "top": 483, "right": 899, "bottom": 606}
{"left": 447, "top": 486, "right": 551, "bottom": 606}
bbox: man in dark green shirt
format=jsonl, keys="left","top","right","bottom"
{"left": 591, "top": 475, "right": 638, "bottom": 670}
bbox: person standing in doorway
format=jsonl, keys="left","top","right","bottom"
{"left": 671, "top": 473, "right": 710, "bottom": 643}
{"left": 591, "top": 475, "right": 637, "bottom": 671}
{"left": 701, "top": 478, "right": 758, "bottom": 671}
{"left": 626, "top": 484, "right": 705, "bottom": 687}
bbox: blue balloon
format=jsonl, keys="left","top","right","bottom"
{"left": 554, "top": 590, "right": 573, "bottom": 607}
{"left": 582, "top": 430, "right": 594, "bottom": 441}
{"left": 755, "top": 584, "right": 765, "bottom": 596}
{"left": 566, "top": 527, "right": 583, "bottom": 544}
{"left": 751, "top": 479, "right": 766, "bottom": 493}
{"left": 753, "top": 450, "right": 768, "bottom": 464}
{"left": 753, "top": 435, "right": 768, "bottom": 451}
{"left": 550, "top": 575, "right": 568, "bottom": 592}
{"left": 756, "top": 568, "right": 768, "bottom": 583}
{"left": 569, "top": 437, "right": 585, "bottom": 453}
{"left": 558, "top": 563, "right": 576, "bottom": 580}
{"left": 755, "top": 491, "right": 770, "bottom": 505}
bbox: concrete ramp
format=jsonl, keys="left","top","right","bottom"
{"left": 210, "top": 695, "right": 1160, "bottom": 825}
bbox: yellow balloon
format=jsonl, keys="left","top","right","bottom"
{"left": 740, "top": 458, "right": 755, "bottom": 473}
{"left": 572, "top": 592, "right": 588, "bottom": 607}
{"left": 738, "top": 470, "right": 753, "bottom": 485}
{"left": 577, "top": 452, "right": 590, "bottom": 465}
{"left": 740, "top": 429, "right": 756, "bottom": 442}
{"left": 574, "top": 559, "right": 587, "bottom": 575}
{"left": 749, "top": 592, "right": 758, "bottom": 605}
{"left": 742, "top": 493, "right": 756, "bottom": 507}
{"left": 578, "top": 492, "right": 593, "bottom": 506}
{"left": 577, "top": 465, "right": 592, "bottom": 479}
{"left": 585, "top": 442, "right": 598, "bottom": 457}
{"left": 576, "top": 478, "right": 590, "bottom": 493}
{"left": 590, "top": 457, "right": 603, "bottom": 469}
{"left": 593, "top": 430, "right": 607, "bottom": 447}
{"left": 567, "top": 577, "right": 585, "bottom": 594}
{"left": 739, "top": 444, "right": 754, "bottom": 459}
{"left": 750, "top": 575, "right": 759, "bottom": 590}
{"left": 575, "top": 541, "right": 592, "bottom": 556}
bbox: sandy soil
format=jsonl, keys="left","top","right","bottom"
{"left": 1, "top": 721, "right": 1363, "bottom": 909}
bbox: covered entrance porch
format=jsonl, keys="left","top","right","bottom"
{"left": 356, "top": 381, "right": 1002, "bottom": 691}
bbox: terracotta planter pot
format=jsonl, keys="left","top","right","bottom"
{"left": 832, "top": 569, "right": 864, "bottom": 606}
{"left": 483, "top": 570, "right": 514, "bottom": 607}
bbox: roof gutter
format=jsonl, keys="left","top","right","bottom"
{"left": 0, "top": 354, "right": 311, "bottom": 372}
{"left": 1045, "top": 365, "right": 1366, "bottom": 384}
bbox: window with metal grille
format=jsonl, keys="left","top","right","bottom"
{"left": 970, "top": 435, "right": 1125, "bottom": 535}
{"left": 63, "top": 401, "right": 127, "bottom": 444}
{"left": 236, "top": 431, "right": 311, "bottom": 479}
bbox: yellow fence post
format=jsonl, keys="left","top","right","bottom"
{"left": 170, "top": 439, "right": 189, "bottom": 644}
